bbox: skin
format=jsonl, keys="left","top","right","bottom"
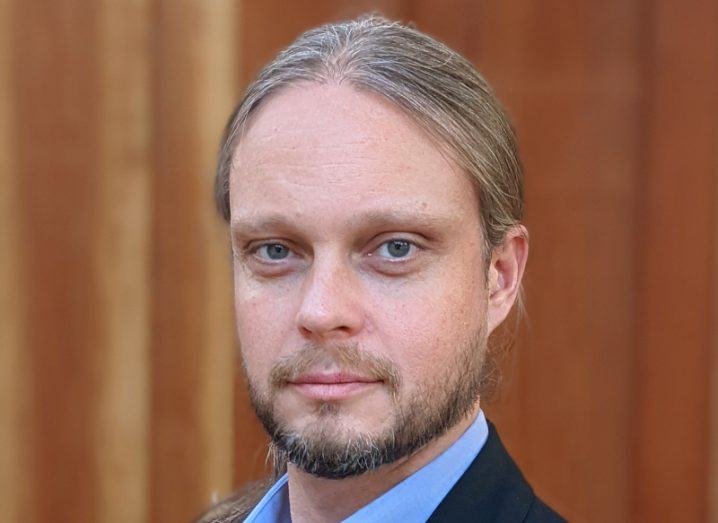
{"left": 229, "top": 82, "right": 528, "bottom": 523}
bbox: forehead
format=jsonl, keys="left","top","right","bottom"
{"left": 230, "top": 83, "right": 479, "bottom": 231}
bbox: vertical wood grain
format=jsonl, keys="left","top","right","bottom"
{"left": 93, "top": 1, "right": 152, "bottom": 522}
{"left": 13, "top": 2, "right": 103, "bottom": 521}
{"left": 0, "top": 1, "right": 30, "bottom": 521}
{"left": 194, "top": 0, "right": 239, "bottom": 510}
{"left": 150, "top": 1, "right": 238, "bottom": 521}
{"left": 634, "top": 1, "right": 718, "bottom": 520}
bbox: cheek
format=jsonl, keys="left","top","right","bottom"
{"left": 367, "top": 265, "right": 487, "bottom": 382}
{"left": 233, "top": 276, "right": 298, "bottom": 382}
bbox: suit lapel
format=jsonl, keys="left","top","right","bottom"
{"left": 427, "top": 422, "right": 536, "bottom": 523}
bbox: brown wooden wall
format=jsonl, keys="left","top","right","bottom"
{"left": 1, "top": 1, "right": 716, "bottom": 522}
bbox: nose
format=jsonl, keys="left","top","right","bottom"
{"left": 295, "top": 253, "right": 365, "bottom": 341}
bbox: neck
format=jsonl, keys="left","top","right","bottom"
{"left": 285, "top": 403, "right": 481, "bottom": 523}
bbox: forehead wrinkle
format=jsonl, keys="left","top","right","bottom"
{"left": 236, "top": 141, "right": 403, "bottom": 184}
{"left": 232, "top": 142, "right": 399, "bottom": 197}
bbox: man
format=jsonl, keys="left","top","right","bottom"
{"left": 201, "top": 15, "right": 565, "bottom": 523}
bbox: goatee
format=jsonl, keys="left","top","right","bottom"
{"left": 246, "top": 329, "right": 486, "bottom": 479}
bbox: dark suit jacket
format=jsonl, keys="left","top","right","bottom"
{"left": 197, "top": 421, "right": 566, "bottom": 523}
{"left": 428, "top": 422, "right": 565, "bottom": 522}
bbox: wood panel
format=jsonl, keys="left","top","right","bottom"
{"left": 633, "top": 1, "right": 718, "bottom": 521}
{"left": 94, "top": 1, "right": 152, "bottom": 522}
{"left": 2, "top": 1, "right": 241, "bottom": 522}
{"left": 150, "top": 1, "right": 238, "bottom": 521}
{"left": 13, "top": 2, "right": 103, "bottom": 520}
{"left": 0, "top": 0, "right": 29, "bottom": 521}
{"left": 4, "top": 2, "right": 155, "bottom": 521}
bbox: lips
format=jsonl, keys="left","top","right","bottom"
{"left": 288, "top": 372, "right": 381, "bottom": 401}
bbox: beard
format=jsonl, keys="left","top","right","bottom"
{"left": 246, "top": 326, "right": 487, "bottom": 480}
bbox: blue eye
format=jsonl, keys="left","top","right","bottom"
{"left": 377, "top": 239, "right": 413, "bottom": 259}
{"left": 257, "top": 243, "right": 290, "bottom": 260}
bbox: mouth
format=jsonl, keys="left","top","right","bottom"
{"left": 287, "top": 372, "right": 382, "bottom": 401}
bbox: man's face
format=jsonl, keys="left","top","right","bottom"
{"left": 230, "top": 83, "right": 492, "bottom": 477}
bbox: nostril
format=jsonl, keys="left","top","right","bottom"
{"left": 296, "top": 305, "right": 360, "bottom": 340}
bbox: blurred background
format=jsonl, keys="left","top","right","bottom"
{"left": 1, "top": 1, "right": 716, "bottom": 522}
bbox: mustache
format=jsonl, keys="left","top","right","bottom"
{"left": 269, "top": 342, "right": 402, "bottom": 394}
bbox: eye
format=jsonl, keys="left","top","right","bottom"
{"left": 255, "top": 243, "right": 291, "bottom": 261}
{"left": 376, "top": 239, "right": 415, "bottom": 259}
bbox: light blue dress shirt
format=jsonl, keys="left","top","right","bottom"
{"left": 244, "top": 410, "right": 489, "bottom": 522}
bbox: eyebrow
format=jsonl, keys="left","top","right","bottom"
{"left": 349, "top": 210, "right": 455, "bottom": 232}
{"left": 230, "top": 209, "right": 457, "bottom": 238}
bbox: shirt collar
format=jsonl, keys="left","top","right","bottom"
{"left": 244, "top": 410, "right": 489, "bottom": 523}
{"left": 344, "top": 410, "right": 489, "bottom": 522}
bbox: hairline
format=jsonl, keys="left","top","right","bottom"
{"left": 223, "top": 77, "right": 495, "bottom": 266}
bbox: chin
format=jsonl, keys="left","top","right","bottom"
{"left": 284, "top": 402, "right": 392, "bottom": 440}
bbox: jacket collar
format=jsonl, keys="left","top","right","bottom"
{"left": 427, "top": 421, "right": 536, "bottom": 522}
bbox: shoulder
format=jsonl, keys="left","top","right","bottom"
{"left": 428, "top": 421, "right": 566, "bottom": 523}
{"left": 193, "top": 479, "right": 273, "bottom": 523}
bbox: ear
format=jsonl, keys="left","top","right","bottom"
{"left": 486, "top": 225, "right": 529, "bottom": 334}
